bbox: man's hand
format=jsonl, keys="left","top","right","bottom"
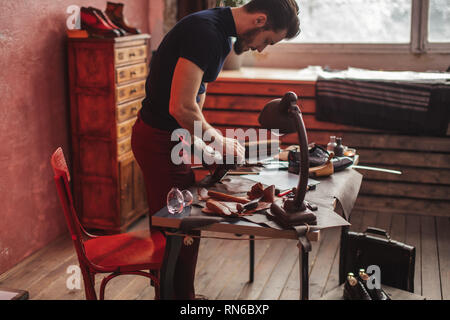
{"left": 216, "top": 135, "right": 245, "bottom": 164}
{"left": 193, "top": 134, "right": 245, "bottom": 165}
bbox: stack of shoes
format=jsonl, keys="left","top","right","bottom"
{"left": 343, "top": 270, "right": 391, "bottom": 300}
{"left": 80, "top": 2, "right": 140, "bottom": 39}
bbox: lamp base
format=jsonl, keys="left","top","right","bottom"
{"left": 269, "top": 203, "right": 317, "bottom": 229}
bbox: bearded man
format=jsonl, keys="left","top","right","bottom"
{"left": 132, "top": 0, "right": 300, "bottom": 300}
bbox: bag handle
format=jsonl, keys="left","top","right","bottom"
{"left": 364, "top": 227, "right": 391, "bottom": 240}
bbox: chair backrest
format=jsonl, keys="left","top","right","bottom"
{"left": 50, "top": 147, "right": 89, "bottom": 265}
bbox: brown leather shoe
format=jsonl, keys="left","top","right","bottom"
{"left": 105, "top": 2, "right": 141, "bottom": 34}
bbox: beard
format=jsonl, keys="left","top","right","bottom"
{"left": 233, "top": 27, "right": 263, "bottom": 55}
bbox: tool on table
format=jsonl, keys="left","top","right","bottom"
{"left": 351, "top": 165, "right": 402, "bottom": 175}
{"left": 277, "top": 187, "right": 296, "bottom": 197}
{"left": 237, "top": 196, "right": 263, "bottom": 213}
{"left": 196, "top": 141, "right": 280, "bottom": 187}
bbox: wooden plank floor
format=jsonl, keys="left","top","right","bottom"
{"left": 0, "top": 211, "right": 448, "bottom": 300}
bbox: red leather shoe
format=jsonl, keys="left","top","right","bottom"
{"left": 88, "top": 7, "right": 128, "bottom": 36}
{"left": 80, "top": 7, "right": 121, "bottom": 38}
{"left": 105, "top": 2, "right": 141, "bottom": 35}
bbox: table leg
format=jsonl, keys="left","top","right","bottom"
{"left": 339, "top": 225, "right": 349, "bottom": 285}
{"left": 297, "top": 242, "right": 309, "bottom": 300}
{"left": 159, "top": 232, "right": 183, "bottom": 300}
{"left": 249, "top": 235, "right": 255, "bottom": 283}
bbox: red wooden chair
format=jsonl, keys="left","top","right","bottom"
{"left": 50, "top": 147, "right": 166, "bottom": 300}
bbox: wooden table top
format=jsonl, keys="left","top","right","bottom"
{"left": 152, "top": 205, "right": 320, "bottom": 241}
{"left": 152, "top": 169, "right": 363, "bottom": 242}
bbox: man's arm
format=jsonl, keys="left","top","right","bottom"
{"left": 169, "top": 57, "right": 244, "bottom": 159}
{"left": 169, "top": 57, "right": 212, "bottom": 136}
{"left": 197, "top": 82, "right": 207, "bottom": 110}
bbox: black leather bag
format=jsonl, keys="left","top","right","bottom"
{"left": 339, "top": 227, "right": 415, "bottom": 292}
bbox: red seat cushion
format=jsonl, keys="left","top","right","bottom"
{"left": 84, "top": 230, "right": 166, "bottom": 272}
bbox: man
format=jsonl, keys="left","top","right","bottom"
{"left": 132, "top": 0, "right": 300, "bottom": 300}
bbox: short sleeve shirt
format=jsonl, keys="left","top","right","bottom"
{"left": 140, "top": 7, "right": 237, "bottom": 131}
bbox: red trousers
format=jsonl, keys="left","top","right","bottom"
{"left": 131, "top": 115, "right": 200, "bottom": 300}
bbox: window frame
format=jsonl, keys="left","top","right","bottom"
{"left": 269, "top": 0, "right": 450, "bottom": 55}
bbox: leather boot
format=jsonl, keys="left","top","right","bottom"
{"left": 80, "top": 7, "right": 120, "bottom": 38}
{"left": 358, "top": 269, "right": 391, "bottom": 300}
{"left": 105, "top": 2, "right": 141, "bottom": 34}
{"left": 88, "top": 7, "right": 127, "bottom": 36}
{"left": 343, "top": 272, "right": 372, "bottom": 300}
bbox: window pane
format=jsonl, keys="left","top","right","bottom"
{"left": 428, "top": 0, "right": 450, "bottom": 43}
{"left": 292, "top": 0, "right": 411, "bottom": 43}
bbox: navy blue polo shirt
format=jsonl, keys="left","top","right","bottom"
{"left": 140, "top": 7, "right": 237, "bottom": 131}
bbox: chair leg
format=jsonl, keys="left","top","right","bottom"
{"left": 80, "top": 266, "right": 97, "bottom": 300}
{"left": 154, "top": 270, "right": 161, "bottom": 300}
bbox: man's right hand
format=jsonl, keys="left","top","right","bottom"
{"left": 217, "top": 135, "right": 245, "bottom": 164}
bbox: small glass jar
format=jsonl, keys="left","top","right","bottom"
{"left": 167, "top": 187, "right": 184, "bottom": 215}
{"left": 327, "top": 136, "right": 337, "bottom": 152}
{"left": 334, "top": 137, "right": 345, "bottom": 157}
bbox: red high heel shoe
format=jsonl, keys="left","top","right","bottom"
{"left": 105, "top": 2, "right": 141, "bottom": 35}
{"left": 80, "top": 7, "right": 121, "bottom": 38}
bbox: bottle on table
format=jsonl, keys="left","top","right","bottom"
{"left": 327, "top": 135, "right": 337, "bottom": 153}
{"left": 334, "top": 137, "right": 345, "bottom": 157}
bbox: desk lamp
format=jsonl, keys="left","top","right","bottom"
{"left": 258, "top": 92, "right": 316, "bottom": 227}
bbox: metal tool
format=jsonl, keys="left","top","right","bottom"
{"left": 351, "top": 165, "right": 402, "bottom": 175}
{"left": 238, "top": 196, "right": 263, "bottom": 213}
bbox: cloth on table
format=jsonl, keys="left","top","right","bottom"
{"left": 315, "top": 76, "right": 450, "bottom": 136}
{"left": 157, "top": 169, "right": 362, "bottom": 252}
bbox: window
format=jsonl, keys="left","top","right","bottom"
{"left": 268, "top": 0, "right": 450, "bottom": 54}
{"left": 293, "top": 0, "right": 412, "bottom": 44}
{"left": 428, "top": 0, "right": 450, "bottom": 43}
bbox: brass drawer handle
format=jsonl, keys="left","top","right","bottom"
{"left": 130, "top": 71, "right": 137, "bottom": 76}
{"left": 129, "top": 52, "right": 136, "bottom": 57}
{"left": 130, "top": 88, "right": 137, "bottom": 94}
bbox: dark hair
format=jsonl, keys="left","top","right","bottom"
{"left": 243, "top": 0, "right": 300, "bottom": 39}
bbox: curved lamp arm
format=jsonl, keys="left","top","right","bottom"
{"left": 282, "top": 92, "right": 309, "bottom": 212}
{"left": 258, "top": 91, "right": 310, "bottom": 213}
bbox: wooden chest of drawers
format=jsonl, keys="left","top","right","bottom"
{"left": 67, "top": 34, "right": 151, "bottom": 233}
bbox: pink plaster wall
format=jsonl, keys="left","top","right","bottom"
{"left": 0, "top": 0, "right": 150, "bottom": 275}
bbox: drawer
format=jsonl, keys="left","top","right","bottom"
{"left": 116, "top": 80, "right": 146, "bottom": 104}
{"left": 117, "top": 136, "right": 132, "bottom": 157}
{"left": 119, "top": 154, "right": 134, "bottom": 218}
{"left": 117, "top": 99, "right": 142, "bottom": 123}
{"left": 117, "top": 117, "right": 136, "bottom": 139}
{"left": 116, "top": 62, "right": 147, "bottom": 84}
{"left": 115, "top": 45, "right": 147, "bottom": 65}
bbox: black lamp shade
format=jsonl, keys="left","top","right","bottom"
{"left": 258, "top": 92, "right": 298, "bottom": 134}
